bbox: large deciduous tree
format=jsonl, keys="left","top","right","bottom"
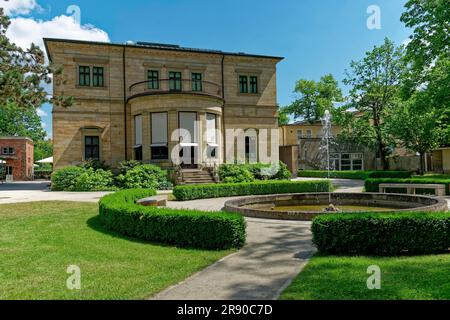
{"left": 341, "top": 38, "right": 405, "bottom": 170}
{"left": 285, "top": 74, "right": 343, "bottom": 123}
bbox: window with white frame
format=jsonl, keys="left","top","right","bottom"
{"left": 330, "top": 153, "right": 364, "bottom": 171}
{"left": 151, "top": 112, "right": 168, "bottom": 160}
{"left": 296, "top": 130, "right": 303, "bottom": 143}
{"left": 206, "top": 113, "right": 218, "bottom": 158}
{"left": 134, "top": 115, "right": 143, "bottom": 161}
{"left": 306, "top": 129, "right": 312, "bottom": 138}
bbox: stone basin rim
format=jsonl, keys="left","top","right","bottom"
{"left": 223, "top": 192, "right": 448, "bottom": 221}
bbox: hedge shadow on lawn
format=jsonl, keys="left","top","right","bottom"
{"left": 86, "top": 215, "right": 174, "bottom": 249}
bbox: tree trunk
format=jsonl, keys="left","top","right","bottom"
{"left": 419, "top": 152, "right": 425, "bottom": 175}
{"left": 379, "top": 145, "right": 389, "bottom": 170}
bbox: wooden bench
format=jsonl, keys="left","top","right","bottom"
{"left": 378, "top": 183, "right": 446, "bottom": 196}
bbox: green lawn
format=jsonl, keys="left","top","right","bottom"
{"left": 280, "top": 254, "right": 450, "bottom": 300}
{"left": 0, "top": 201, "right": 232, "bottom": 299}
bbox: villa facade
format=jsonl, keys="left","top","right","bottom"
{"left": 45, "top": 38, "right": 283, "bottom": 171}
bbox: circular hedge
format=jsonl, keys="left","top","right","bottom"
{"left": 98, "top": 189, "right": 246, "bottom": 249}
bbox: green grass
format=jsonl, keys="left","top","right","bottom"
{"left": 280, "top": 254, "right": 450, "bottom": 300}
{"left": 0, "top": 201, "right": 232, "bottom": 299}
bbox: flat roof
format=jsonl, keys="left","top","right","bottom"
{"left": 0, "top": 136, "right": 33, "bottom": 142}
{"left": 44, "top": 38, "right": 284, "bottom": 62}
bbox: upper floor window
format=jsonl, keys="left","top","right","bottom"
{"left": 78, "top": 66, "right": 90, "bottom": 86}
{"left": 249, "top": 76, "right": 258, "bottom": 93}
{"left": 79, "top": 65, "right": 105, "bottom": 87}
{"left": 2, "top": 147, "right": 14, "bottom": 155}
{"left": 239, "top": 75, "right": 248, "bottom": 93}
{"left": 169, "top": 71, "right": 182, "bottom": 91}
{"left": 306, "top": 129, "right": 312, "bottom": 138}
{"left": 191, "top": 73, "right": 202, "bottom": 92}
{"left": 84, "top": 136, "right": 100, "bottom": 160}
{"left": 147, "top": 70, "right": 159, "bottom": 89}
{"left": 92, "top": 67, "right": 104, "bottom": 87}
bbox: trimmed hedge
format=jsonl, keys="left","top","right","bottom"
{"left": 297, "top": 170, "right": 412, "bottom": 180}
{"left": 99, "top": 189, "right": 246, "bottom": 249}
{"left": 312, "top": 212, "right": 450, "bottom": 255}
{"left": 173, "top": 180, "right": 332, "bottom": 201}
{"left": 365, "top": 177, "right": 450, "bottom": 195}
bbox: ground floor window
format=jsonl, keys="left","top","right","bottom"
{"left": 84, "top": 136, "right": 100, "bottom": 160}
{"left": 6, "top": 166, "right": 13, "bottom": 175}
{"left": 330, "top": 153, "right": 363, "bottom": 171}
{"left": 134, "top": 146, "right": 143, "bottom": 161}
{"left": 151, "top": 146, "right": 168, "bottom": 160}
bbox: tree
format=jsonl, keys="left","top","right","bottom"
{"left": 341, "top": 38, "right": 406, "bottom": 170}
{"left": 34, "top": 139, "right": 53, "bottom": 162}
{"left": 0, "top": 102, "right": 46, "bottom": 141}
{"left": 0, "top": 8, "right": 72, "bottom": 110}
{"left": 387, "top": 98, "right": 445, "bottom": 174}
{"left": 277, "top": 106, "right": 290, "bottom": 126}
{"left": 400, "top": 0, "right": 450, "bottom": 143}
{"left": 285, "top": 74, "right": 343, "bottom": 123}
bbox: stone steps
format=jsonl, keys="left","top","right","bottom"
{"left": 181, "top": 169, "right": 216, "bottom": 184}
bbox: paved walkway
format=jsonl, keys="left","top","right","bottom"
{"left": 0, "top": 181, "right": 109, "bottom": 204}
{"left": 154, "top": 197, "right": 314, "bottom": 300}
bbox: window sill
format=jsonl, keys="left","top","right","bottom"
{"left": 76, "top": 85, "right": 108, "bottom": 90}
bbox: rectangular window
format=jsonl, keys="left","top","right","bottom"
{"left": 84, "top": 136, "right": 100, "bottom": 160}
{"left": 134, "top": 146, "right": 143, "bottom": 161}
{"left": 296, "top": 130, "right": 303, "bottom": 142}
{"left": 134, "top": 115, "right": 142, "bottom": 146}
{"left": 306, "top": 129, "right": 312, "bottom": 138}
{"left": 2, "top": 147, "right": 14, "bottom": 155}
{"left": 239, "top": 75, "right": 248, "bottom": 93}
{"left": 147, "top": 70, "right": 159, "bottom": 89}
{"left": 92, "top": 66, "right": 104, "bottom": 87}
{"left": 249, "top": 76, "right": 258, "bottom": 93}
{"left": 151, "top": 112, "right": 168, "bottom": 160}
{"left": 169, "top": 71, "right": 182, "bottom": 91}
{"left": 206, "top": 113, "right": 218, "bottom": 158}
{"left": 78, "top": 66, "right": 90, "bottom": 86}
{"left": 179, "top": 112, "right": 197, "bottom": 144}
{"left": 191, "top": 73, "right": 202, "bottom": 91}
{"left": 6, "top": 166, "right": 13, "bottom": 175}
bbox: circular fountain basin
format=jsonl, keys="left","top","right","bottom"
{"left": 224, "top": 193, "right": 448, "bottom": 221}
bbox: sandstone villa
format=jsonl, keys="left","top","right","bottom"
{"left": 44, "top": 38, "right": 283, "bottom": 174}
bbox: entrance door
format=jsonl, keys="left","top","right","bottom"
{"left": 179, "top": 112, "right": 198, "bottom": 169}
{"left": 179, "top": 146, "right": 197, "bottom": 169}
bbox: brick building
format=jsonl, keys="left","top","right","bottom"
{"left": 44, "top": 38, "right": 283, "bottom": 175}
{"left": 0, "top": 137, "right": 34, "bottom": 181}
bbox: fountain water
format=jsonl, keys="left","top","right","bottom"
{"left": 319, "top": 110, "right": 338, "bottom": 211}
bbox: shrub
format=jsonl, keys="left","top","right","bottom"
{"left": 173, "top": 180, "right": 332, "bottom": 201}
{"left": 115, "top": 164, "right": 169, "bottom": 190}
{"left": 117, "top": 160, "right": 141, "bottom": 175}
{"left": 218, "top": 164, "right": 255, "bottom": 183}
{"left": 297, "top": 170, "right": 412, "bottom": 180}
{"left": 51, "top": 166, "right": 115, "bottom": 191}
{"left": 312, "top": 211, "right": 450, "bottom": 255}
{"left": 99, "top": 189, "right": 246, "bottom": 249}
{"left": 51, "top": 166, "right": 85, "bottom": 191}
{"left": 365, "top": 177, "right": 450, "bottom": 195}
{"left": 34, "top": 169, "right": 52, "bottom": 180}
{"left": 218, "top": 161, "right": 292, "bottom": 183}
{"left": 79, "top": 159, "right": 110, "bottom": 171}
{"left": 72, "top": 168, "right": 115, "bottom": 191}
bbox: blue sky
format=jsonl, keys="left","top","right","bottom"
{"left": 6, "top": 0, "right": 411, "bottom": 137}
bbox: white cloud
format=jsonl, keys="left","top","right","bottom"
{"left": 1, "top": 0, "right": 40, "bottom": 16}
{"left": 6, "top": 14, "right": 110, "bottom": 51}
{"left": 36, "top": 107, "right": 47, "bottom": 116}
